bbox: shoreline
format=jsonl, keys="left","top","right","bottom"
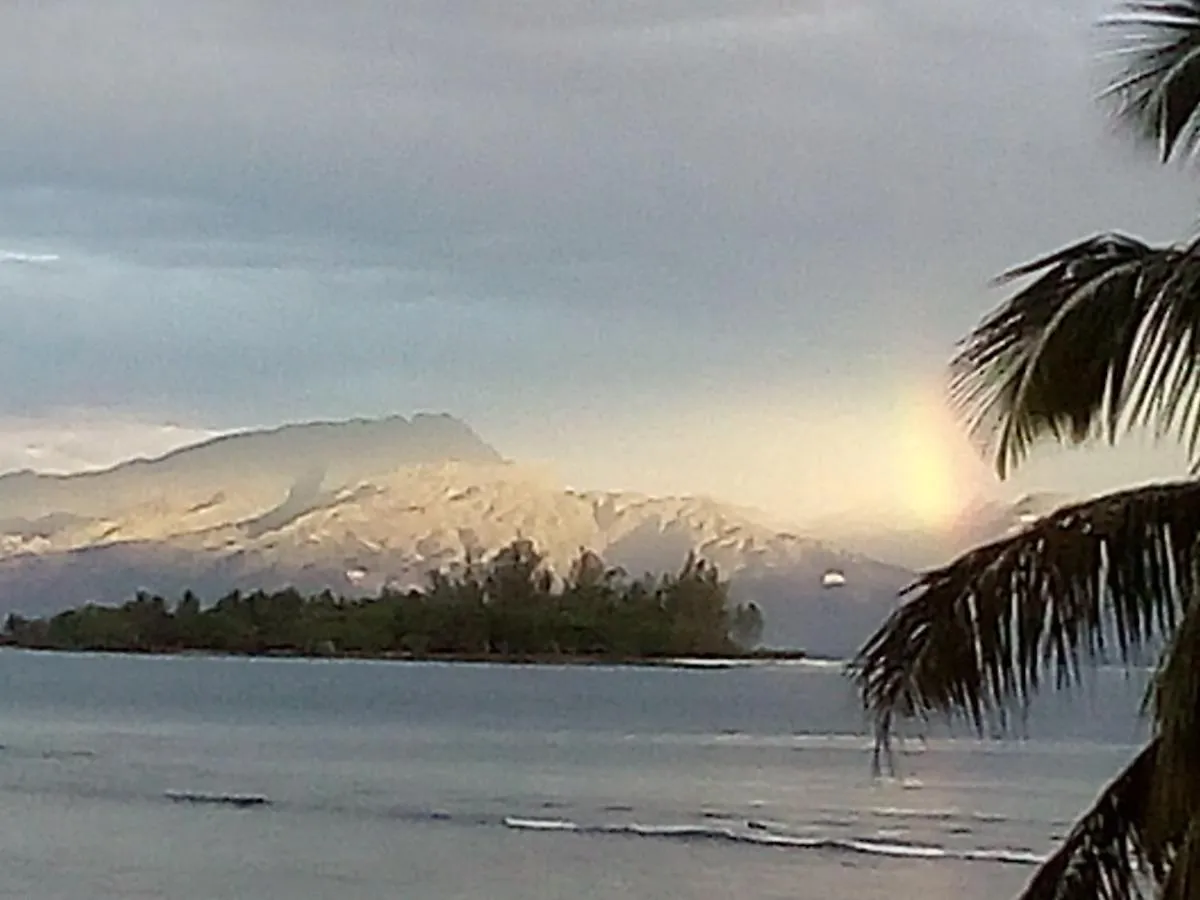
{"left": 0, "top": 643, "right": 820, "bottom": 669}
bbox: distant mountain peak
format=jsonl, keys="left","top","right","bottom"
{"left": 0, "top": 413, "right": 504, "bottom": 488}
{"left": 0, "top": 414, "right": 909, "bottom": 655}
{"left": 150, "top": 412, "right": 504, "bottom": 468}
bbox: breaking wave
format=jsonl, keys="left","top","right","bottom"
{"left": 501, "top": 816, "right": 1044, "bottom": 866}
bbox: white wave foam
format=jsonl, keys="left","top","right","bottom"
{"left": 781, "top": 657, "right": 847, "bottom": 669}
{"left": 503, "top": 816, "right": 577, "bottom": 831}
{"left": 872, "top": 806, "right": 957, "bottom": 820}
{"left": 665, "top": 658, "right": 755, "bottom": 669}
{"left": 963, "top": 848, "right": 1045, "bottom": 865}
{"left": 0, "top": 251, "right": 60, "bottom": 264}
{"left": 842, "top": 838, "right": 947, "bottom": 859}
{"left": 501, "top": 816, "right": 1046, "bottom": 866}
{"left": 970, "top": 812, "right": 1010, "bottom": 824}
{"left": 661, "top": 656, "right": 846, "bottom": 670}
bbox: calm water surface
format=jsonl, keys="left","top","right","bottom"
{"left": 0, "top": 651, "right": 1149, "bottom": 899}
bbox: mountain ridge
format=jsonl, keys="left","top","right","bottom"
{"left": 0, "top": 412, "right": 503, "bottom": 483}
{"left": 0, "top": 414, "right": 912, "bottom": 655}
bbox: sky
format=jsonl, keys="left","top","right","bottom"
{"left": 2, "top": 0, "right": 1199, "bottom": 533}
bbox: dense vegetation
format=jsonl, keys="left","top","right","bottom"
{"left": 1, "top": 540, "right": 765, "bottom": 660}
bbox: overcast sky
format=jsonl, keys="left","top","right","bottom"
{"left": 2, "top": 0, "right": 1197, "bottom": 530}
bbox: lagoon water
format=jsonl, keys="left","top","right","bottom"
{"left": 0, "top": 650, "right": 1150, "bottom": 899}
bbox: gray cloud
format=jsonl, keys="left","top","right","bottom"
{"left": 0, "top": 0, "right": 1195, "bottom": 508}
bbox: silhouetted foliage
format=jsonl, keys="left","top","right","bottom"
{"left": 1, "top": 541, "right": 765, "bottom": 661}
{"left": 850, "top": 4, "right": 1200, "bottom": 896}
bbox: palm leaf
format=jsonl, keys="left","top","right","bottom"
{"left": 1099, "top": 1, "right": 1200, "bottom": 163}
{"left": 1020, "top": 741, "right": 1163, "bottom": 900}
{"left": 951, "top": 233, "right": 1200, "bottom": 478}
{"left": 1162, "top": 813, "right": 1200, "bottom": 900}
{"left": 850, "top": 480, "right": 1200, "bottom": 739}
{"left": 1147, "top": 595, "right": 1200, "bottom": 857}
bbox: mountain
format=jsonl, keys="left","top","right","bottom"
{"left": 810, "top": 492, "right": 1076, "bottom": 571}
{"left": 0, "top": 414, "right": 912, "bottom": 656}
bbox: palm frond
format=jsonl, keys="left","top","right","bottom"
{"left": 1147, "top": 596, "right": 1200, "bottom": 854}
{"left": 851, "top": 480, "right": 1200, "bottom": 739}
{"left": 1100, "top": 1, "right": 1200, "bottom": 163}
{"left": 1161, "top": 814, "right": 1200, "bottom": 900}
{"left": 951, "top": 233, "right": 1200, "bottom": 478}
{"left": 1020, "top": 741, "right": 1163, "bottom": 900}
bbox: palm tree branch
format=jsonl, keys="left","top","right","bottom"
{"left": 950, "top": 233, "right": 1200, "bottom": 478}
{"left": 1099, "top": 1, "right": 1200, "bottom": 162}
{"left": 998, "top": 260, "right": 1148, "bottom": 460}
{"left": 1019, "top": 740, "right": 1164, "bottom": 900}
{"left": 1162, "top": 813, "right": 1200, "bottom": 900}
{"left": 1145, "top": 595, "right": 1200, "bottom": 852}
{"left": 1125, "top": 238, "right": 1200, "bottom": 463}
{"left": 850, "top": 481, "right": 1200, "bottom": 739}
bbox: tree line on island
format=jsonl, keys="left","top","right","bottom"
{"left": 1, "top": 539, "right": 767, "bottom": 661}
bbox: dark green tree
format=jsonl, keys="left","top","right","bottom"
{"left": 1, "top": 540, "right": 760, "bottom": 664}
{"left": 730, "top": 603, "right": 764, "bottom": 650}
{"left": 484, "top": 539, "right": 554, "bottom": 655}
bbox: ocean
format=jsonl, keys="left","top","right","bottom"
{"left": 0, "top": 650, "right": 1150, "bottom": 899}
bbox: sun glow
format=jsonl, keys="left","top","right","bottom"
{"left": 894, "top": 389, "right": 984, "bottom": 529}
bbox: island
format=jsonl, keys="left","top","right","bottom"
{"left": 0, "top": 540, "right": 798, "bottom": 667}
